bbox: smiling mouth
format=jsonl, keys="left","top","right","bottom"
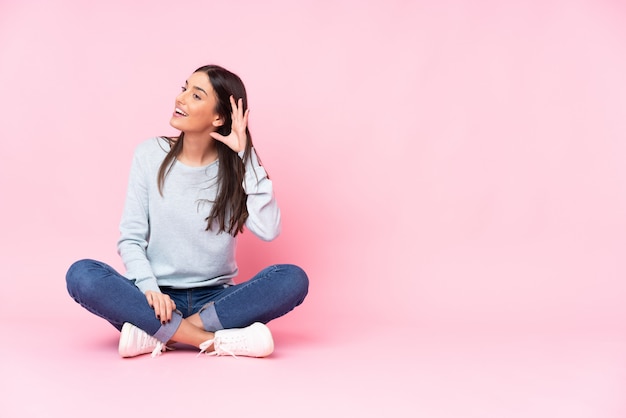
{"left": 175, "top": 108, "right": 188, "bottom": 116}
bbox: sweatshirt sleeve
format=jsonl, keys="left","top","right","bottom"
{"left": 240, "top": 148, "right": 281, "bottom": 241}
{"left": 117, "top": 147, "right": 161, "bottom": 294}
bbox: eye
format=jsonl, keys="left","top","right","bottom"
{"left": 180, "top": 86, "right": 187, "bottom": 92}
{"left": 193, "top": 94, "right": 201, "bottom": 100}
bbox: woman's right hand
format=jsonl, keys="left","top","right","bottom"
{"left": 145, "top": 291, "right": 176, "bottom": 324}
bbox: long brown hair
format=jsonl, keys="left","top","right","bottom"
{"left": 157, "top": 65, "right": 255, "bottom": 236}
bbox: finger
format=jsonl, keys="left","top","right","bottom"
{"left": 159, "top": 297, "right": 172, "bottom": 325}
{"left": 230, "top": 96, "right": 245, "bottom": 122}
{"left": 243, "top": 108, "right": 250, "bottom": 126}
{"left": 146, "top": 292, "right": 155, "bottom": 309}
{"left": 160, "top": 295, "right": 172, "bottom": 322}
{"left": 170, "top": 301, "right": 176, "bottom": 321}
{"left": 230, "top": 95, "right": 238, "bottom": 116}
{"left": 152, "top": 296, "right": 161, "bottom": 320}
{"left": 165, "top": 299, "right": 173, "bottom": 322}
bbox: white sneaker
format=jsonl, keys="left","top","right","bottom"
{"left": 119, "top": 322, "right": 167, "bottom": 358}
{"left": 198, "top": 322, "right": 274, "bottom": 358}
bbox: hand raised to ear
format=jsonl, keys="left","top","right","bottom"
{"left": 210, "top": 96, "right": 249, "bottom": 153}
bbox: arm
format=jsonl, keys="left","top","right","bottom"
{"left": 240, "top": 148, "right": 281, "bottom": 241}
{"left": 117, "top": 145, "right": 176, "bottom": 323}
{"left": 116, "top": 148, "right": 160, "bottom": 294}
{"left": 211, "top": 96, "right": 281, "bottom": 240}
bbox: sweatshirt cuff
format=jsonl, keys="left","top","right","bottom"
{"left": 133, "top": 276, "right": 161, "bottom": 294}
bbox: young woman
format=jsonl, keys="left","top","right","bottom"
{"left": 66, "top": 65, "right": 309, "bottom": 358}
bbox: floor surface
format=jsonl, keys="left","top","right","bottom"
{"left": 2, "top": 314, "right": 624, "bottom": 417}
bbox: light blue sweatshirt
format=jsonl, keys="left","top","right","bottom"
{"left": 117, "top": 137, "right": 281, "bottom": 294}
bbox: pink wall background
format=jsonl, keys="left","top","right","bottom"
{"left": 2, "top": 1, "right": 626, "bottom": 416}
{"left": 1, "top": 0, "right": 625, "bottom": 339}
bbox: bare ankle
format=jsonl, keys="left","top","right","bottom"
{"left": 187, "top": 313, "right": 204, "bottom": 330}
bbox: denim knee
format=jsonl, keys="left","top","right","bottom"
{"left": 66, "top": 259, "right": 93, "bottom": 295}
{"left": 279, "top": 264, "right": 309, "bottom": 305}
{"left": 66, "top": 258, "right": 110, "bottom": 301}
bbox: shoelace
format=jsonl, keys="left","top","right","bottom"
{"left": 151, "top": 342, "right": 174, "bottom": 358}
{"left": 198, "top": 338, "right": 218, "bottom": 357}
{"left": 197, "top": 337, "right": 239, "bottom": 358}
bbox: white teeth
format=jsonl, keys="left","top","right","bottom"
{"left": 175, "top": 108, "right": 188, "bottom": 116}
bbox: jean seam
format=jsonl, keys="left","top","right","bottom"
{"left": 68, "top": 267, "right": 133, "bottom": 327}
{"left": 69, "top": 294, "right": 124, "bottom": 328}
{"left": 214, "top": 265, "right": 280, "bottom": 306}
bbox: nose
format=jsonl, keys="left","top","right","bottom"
{"left": 176, "top": 89, "right": 187, "bottom": 104}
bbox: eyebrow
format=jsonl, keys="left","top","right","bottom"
{"left": 185, "top": 80, "right": 208, "bottom": 97}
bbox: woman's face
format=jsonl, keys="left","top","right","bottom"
{"left": 170, "top": 71, "right": 223, "bottom": 135}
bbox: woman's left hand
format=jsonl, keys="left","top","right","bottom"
{"left": 210, "top": 95, "right": 249, "bottom": 153}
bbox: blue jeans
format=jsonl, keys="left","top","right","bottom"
{"left": 66, "top": 259, "right": 309, "bottom": 343}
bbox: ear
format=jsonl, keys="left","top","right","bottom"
{"left": 212, "top": 116, "right": 225, "bottom": 128}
